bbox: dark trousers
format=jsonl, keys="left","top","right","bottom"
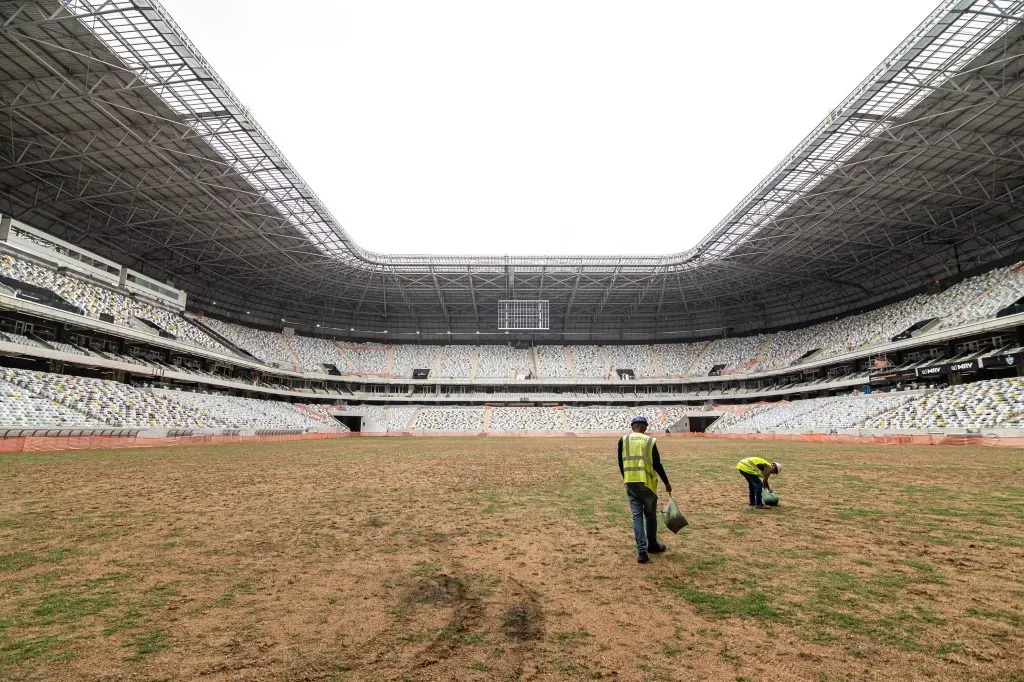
{"left": 625, "top": 482, "right": 659, "bottom": 553}
{"left": 740, "top": 470, "right": 763, "bottom": 506}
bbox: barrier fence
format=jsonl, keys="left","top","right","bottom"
{"left": 0, "top": 431, "right": 348, "bottom": 453}
{"left": 3, "top": 429, "right": 1023, "bottom": 453}
{"left": 661, "top": 431, "right": 1024, "bottom": 447}
{"left": 331, "top": 431, "right": 1024, "bottom": 446}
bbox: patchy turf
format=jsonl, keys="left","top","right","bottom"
{"left": 0, "top": 437, "right": 1021, "bottom": 680}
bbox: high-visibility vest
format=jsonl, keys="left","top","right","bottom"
{"left": 737, "top": 456, "right": 771, "bottom": 479}
{"left": 622, "top": 432, "right": 658, "bottom": 493}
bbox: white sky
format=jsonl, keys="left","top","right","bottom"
{"left": 160, "top": 0, "right": 941, "bottom": 256}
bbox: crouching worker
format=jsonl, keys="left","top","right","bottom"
{"left": 736, "top": 457, "right": 780, "bottom": 509}
{"left": 618, "top": 416, "right": 672, "bottom": 564}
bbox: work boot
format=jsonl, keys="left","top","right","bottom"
{"left": 637, "top": 552, "right": 650, "bottom": 564}
{"left": 648, "top": 543, "right": 667, "bottom": 553}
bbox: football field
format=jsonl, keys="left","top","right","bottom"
{"left": 1, "top": 437, "right": 1022, "bottom": 681}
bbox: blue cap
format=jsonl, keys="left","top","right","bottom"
{"left": 630, "top": 416, "right": 648, "bottom": 425}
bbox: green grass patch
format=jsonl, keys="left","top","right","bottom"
{"left": 660, "top": 580, "right": 783, "bottom": 621}
{"left": 964, "top": 607, "right": 1023, "bottom": 629}
{"left": 33, "top": 591, "right": 115, "bottom": 625}
{"left": 835, "top": 509, "right": 880, "bottom": 521}
{"left": 0, "top": 552, "right": 37, "bottom": 572}
{"left": 904, "top": 559, "right": 946, "bottom": 584}
{"left": 0, "top": 635, "right": 64, "bottom": 665}
{"left": 123, "top": 629, "right": 169, "bottom": 661}
{"left": 215, "top": 581, "right": 255, "bottom": 607}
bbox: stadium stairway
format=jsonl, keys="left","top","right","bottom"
{"left": 403, "top": 407, "right": 420, "bottom": 431}
{"left": 563, "top": 346, "right": 577, "bottom": 378}
{"left": 948, "top": 270, "right": 1022, "bottom": 325}
{"left": 554, "top": 405, "right": 570, "bottom": 431}
{"left": 649, "top": 345, "right": 662, "bottom": 377}
{"left": 685, "top": 341, "right": 713, "bottom": 377}
{"left": 188, "top": 316, "right": 257, "bottom": 362}
{"left": 750, "top": 336, "right": 773, "bottom": 372}
{"left": 127, "top": 316, "right": 159, "bottom": 335}
{"left": 280, "top": 335, "right": 305, "bottom": 372}
{"left": 469, "top": 347, "right": 480, "bottom": 380}
{"left": 429, "top": 346, "right": 444, "bottom": 376}
{"left": 482, "top": 405, "right": 493, "bottom": 431}
{"left": 333, "top": 342, "right": 365, "bottom": 374}
{"left": 22, "top": 334, "right": 55, "bottom": 352}
{"left": 384, "top": 345, "right": 395, "bottom": 377}
{"left": 530, "top": 347, "right": 541, "bottom": 378}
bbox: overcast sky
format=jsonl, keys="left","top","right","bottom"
{"left": 160, "top": 0, "right": 941, "bottom": 256}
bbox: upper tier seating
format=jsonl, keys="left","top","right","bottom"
{"left": 690, "top": 335, "right": 765, "bottom": 376}
{"left": 476, "top": 346, "right": 532, "bottom": 379}
{"left": 605, "top": 345, "right": 656, "bottom": 377}
{"left": 284, "top": 335, "right": 345, "bottom": 373}
{"left": 937, "top": 265, "right": 1024, "bottom": 330}
{"left": 437, "top": 345, "right": 475, "bottom": 378}
{"left": 391, "top": 345, "right": 440, "bottom": 378}
{"left": 536, "top": 346, "right": 574, "bottom": 378}
{"left": 198, "top": 316, "right": 296, "bottom": 367}
{"left": 653, "top": 342, "right": 707, "bottom": 376}
{"left": 0, "top": 255, "right": 227, "bottom": 352}
{"left": 7, "top": 234, "right": 1024, "bottom": 383}
{"left": 336, "top": 343, "right": 388, "bottom": 374}
{"left": 570, "top": 345, "right": 610, "bottom": 378}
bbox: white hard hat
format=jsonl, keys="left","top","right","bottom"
{"left": 772, "top": 461, "right": 781, "bottom": 474}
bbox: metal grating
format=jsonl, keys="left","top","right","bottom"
{"left": 60, "top": 0, "right": 1024, "bottom": 270}
{"left": 498, "top": 300, "right": 550, "bottom": 330}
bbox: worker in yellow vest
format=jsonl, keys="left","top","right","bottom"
{"left": 736, "top": 456, "right": 780, "bottom": 508}
{"left": 618, "top": 416, "right": 672, "bottom": 564}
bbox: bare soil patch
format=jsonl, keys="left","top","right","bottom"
{"left": 0, "top": 438, "right": 1021, "bottom": 680}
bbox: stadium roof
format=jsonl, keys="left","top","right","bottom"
{"left": 1, "top": 0, "right": 1024, "bottom": 342}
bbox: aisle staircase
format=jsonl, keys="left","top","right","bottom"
{"left": 405, "top": 407, "right": 422, "bottom": 431}
{"left": 648, "top": 345, "right": 661, "bottom": 377}
{"left": 469, "top": 347, "right": 480, "bottom": 380}
{"left": 330, "top": 341, "right": 357, "bottom": 372}
{"left": 188, "top": 316, "right": 253, "bottom": 361}
{"left": 430, "top": 346, "right": 444, "bottom": 375}
{"left": 555, "top": 405, "right": 570, "bottom": 431}
{"left": 729, "top": 337, "right": 769, "bottom": 374}
{"left": 482, "top": 405, "right": 493, "bottom": 431}
{"left": 598, "top": 346, "right": 612, "bottom": 379}
{"left": 685, "top": 341, "right": 713, "bottom": 376}
{"left": 279, "top": 336, "right": 305, "bottom": 372}
{"left": 384, "top": 345, "right": 395, "bottom": 377}
{"left": 563, "top": 346, "right": 577, "bottom": 378}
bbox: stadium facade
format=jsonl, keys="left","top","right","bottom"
{"left": 0, "top": 1, "right": 1022, "bottom": 342}
{"left": 1, "top": 1, "right": 1024, "bottom": 437}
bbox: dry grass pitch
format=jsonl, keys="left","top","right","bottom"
{"left": 1, "top": 437, "right": 1022, "bottom": 681}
